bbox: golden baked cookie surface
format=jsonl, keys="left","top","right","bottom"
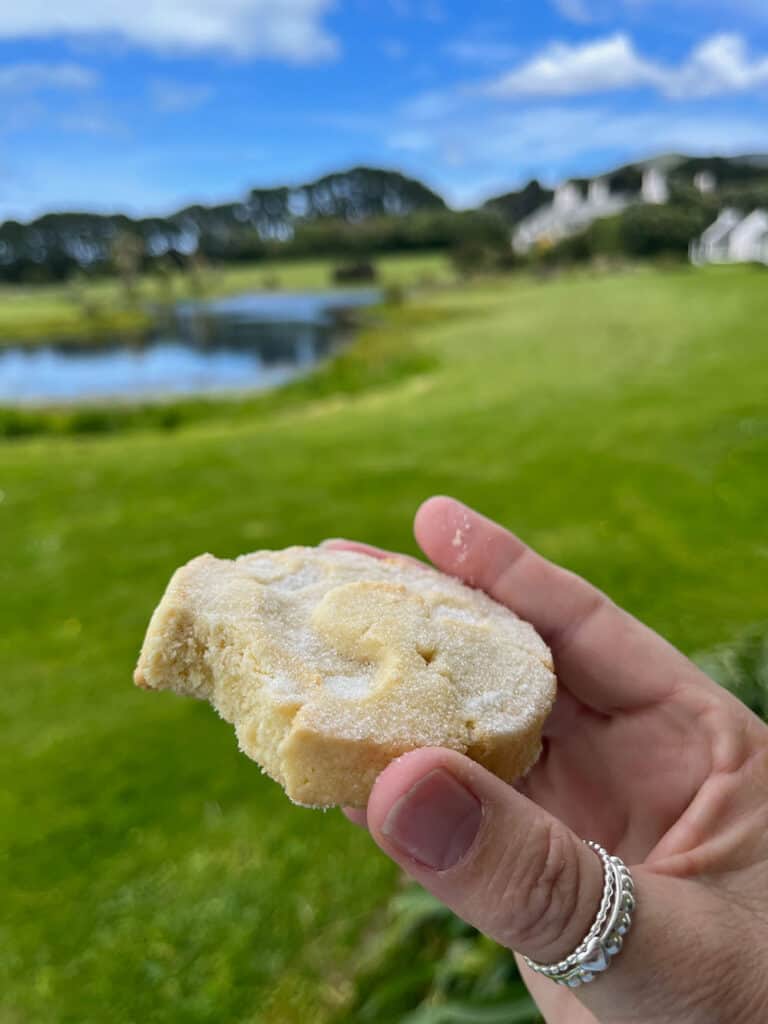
{"left": 135, "top": 546, "right": 556, "bottom": 807}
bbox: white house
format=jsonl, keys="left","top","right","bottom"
{"left": 513, "top": 168, "right": 667, "bottom": 255}
{"left": 689, "top": 208, "right": 743, "bottom": 264}
{"left": 690, "top": 208, "right": 768, "bottom": 266}
{"left": 729, "top": 210, "right": 768, "bottom": 263}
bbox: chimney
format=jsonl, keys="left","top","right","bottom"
{"left": 642, "top": 168, "right": 669, "bottom": 205}
{"left": 694, "top": 170, "right": 716, "bottom": 195}
{"left": 554, "top": 182, "right": 581, "bottom": 212}
{"left": 588, "top": 179, "right": 609, "bottom": 206}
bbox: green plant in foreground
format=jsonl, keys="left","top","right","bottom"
{"left": 331, "top": 885, "right": 540, "bottom": 1024}
{"left": 696, "top": 627, "right": 768, "bottom": 719}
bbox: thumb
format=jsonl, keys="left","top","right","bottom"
{"left": 366, "top": 747, "right": 605, "bottom": 968}
{"left": 365, "top": 749, "right": 725, "bottom": 1023}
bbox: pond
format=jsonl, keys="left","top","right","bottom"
{"left": 0, "top": 289, "right": 380, "bottom": 405}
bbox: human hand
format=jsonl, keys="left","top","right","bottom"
{"left": 332, "top": 497, "right": 768, "bottom": 1024}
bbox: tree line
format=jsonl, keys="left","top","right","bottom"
{"left": 3, "top": 156, "right": 768, "bottom": 284}
{"left": 0, "top": 166, "right": 507, "bottom": 284}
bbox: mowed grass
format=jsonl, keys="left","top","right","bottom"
{"left": 0, "top": 251, "right": 452, "bottom": 343}
{"left": 2, "top": 265, "right": 768, "bottom": 1023}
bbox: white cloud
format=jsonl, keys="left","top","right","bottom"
{"left": 150, "top": 79, "right": 214, "bottom": 113}
{"left": 555, "top": 0, "right": 768, "bottom": 22}
{"left": 387, "top": 105, "right": 768, "bottom": 206}
{"left": 488, "top": 34, "right": 656, "bottom": 97}
{"left": 670, "top": 34, "right": 768, "bottom": 97}
{"left": 487, "top": 32, "right": 768, "bottom": 99}
{"left": 484, "top": 107, "right": 768, "bottom": 165}
{"left": 0, "top": 62, "right": 98, "bottom": 92}
{"left": 0, "top": 1, "right": 339, "bottom": 62}
{"left": 552, "top": 0, "right": 594, "bottom": 23}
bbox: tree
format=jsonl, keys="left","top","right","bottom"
{"left": 619, "top": 204, "right": 710, "bottom": 258}
{"left": 483, "top": 180, "right": 554, "bottom": 226}
{"left": 4, "top": 156, "right": 768, "bottom": 284}
{"left": 111, "top": 232, "right": 144, "bottom": 301}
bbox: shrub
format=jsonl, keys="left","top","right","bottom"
{"left": 332, "top": 261, "right": 379, "bottom": 284}
{"left": 331, "top": 885, "right": 539, "bottom": 1023}
{"left": 696, "top": 627, "right": 768, "bottom": 719}
{"left": 619, "top": 204, "right": 709, "bottom": 259}
{"left": 383, "top": 283, "right": 406, "bottom": 306}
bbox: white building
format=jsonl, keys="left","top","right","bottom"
{"left": 642, "top": 167, "right": 669, "bottom": 205}
{"left": 513, "top": 168, "right": 667, "bottom": 255}
{"left": 694, "top": 170, "right": 717, "bottom": 195}
{"left": 729, "top": 210, "right": 768, "bottom": 263}
{"left": 689, "top": 209, "right": 743, "bottom": 264}
{"left": 553, "top": 182, "right": 582, "bottom": 214}
{"left": 690, "top": 208, "right": 768, "bottom": 266}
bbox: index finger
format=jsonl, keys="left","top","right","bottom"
{"left": 414, "top": 496, "right": 705, "bottom": 712}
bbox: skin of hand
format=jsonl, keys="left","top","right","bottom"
{"left": 327, "top": 496, "right": 768, "bottom": 1024}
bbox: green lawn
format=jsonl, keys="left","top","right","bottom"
{"left": 0, "top": 251, "right": 452, "bottom": 343}
{"left": 2, "top": 265, "right": 767, "bottom": 1023}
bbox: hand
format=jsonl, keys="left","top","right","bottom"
{"left": 333, "top": 497, "right": 768, "bottom": 1024}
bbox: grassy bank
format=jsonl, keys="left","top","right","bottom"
{"left": 0, "top": 302, "right": 444, "bottom": 439}
{"left": 0, "top": 251, "right": 452, "bottom": 344}
{"left": 3, "top": 265, "right": 768, "bottom": 1023}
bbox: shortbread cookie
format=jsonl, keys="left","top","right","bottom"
{"left": 134, "top": 547, "right": 556, "bottom": 808}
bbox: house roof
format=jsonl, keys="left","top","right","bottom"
{"left": 699, "top": 208, "right": 743, "bottom": 247}
{"left": 731, "top": 209, "right": 768, "bottom": 238}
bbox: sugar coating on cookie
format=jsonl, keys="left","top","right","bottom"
{"left": 134, "top": 547, "right": 557, "bottom": 808}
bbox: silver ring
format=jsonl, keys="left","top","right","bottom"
{"left": 522, "top": 841, "right": 635, "bottom": 988}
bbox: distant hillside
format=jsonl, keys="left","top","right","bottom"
{"left": 644, "top": 153, "right": 768, "bottom": 183}
{"left": 5, "top": 153, "right": 768, "bottom": 283}
{"left": 0, "top": 166, "right": 449, "bottom": 282}
{"left": 482, "top": 180, "right": 554, "bottom": 228}
{"left": 483, "top": 153, "right": 768, "bottom": 226}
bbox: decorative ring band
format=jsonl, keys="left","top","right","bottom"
{"left": 522, "top": 840, "right": 635, "bottom": 988}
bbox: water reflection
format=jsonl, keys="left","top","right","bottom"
{"left": 0, "top": 289, "right": 379, "bottom": 405}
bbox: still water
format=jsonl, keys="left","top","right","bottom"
{"left": 0, "top": 289, "right": 379, "bottom": 405}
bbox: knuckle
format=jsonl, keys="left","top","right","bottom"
{"left": 488, "top": 820, "right": 580, "bottom": 954}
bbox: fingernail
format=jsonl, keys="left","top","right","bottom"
{"left": 381, "top": 769, "right": 483, "bottom": 871}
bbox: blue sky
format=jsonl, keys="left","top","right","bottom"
{"left": 1, "top": 0, "right": 767, "bottom": 220}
